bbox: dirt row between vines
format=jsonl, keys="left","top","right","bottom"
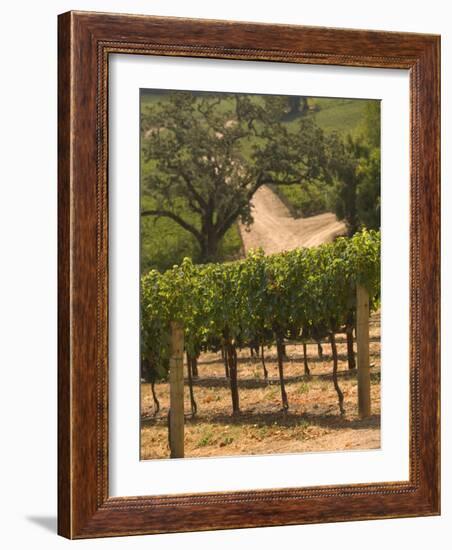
{"left": 140, "top": 312, "right": 381, "bottom": 460}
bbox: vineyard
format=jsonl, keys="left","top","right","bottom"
{"left": 140, "top": 229, "right": 380, "bottom": 458}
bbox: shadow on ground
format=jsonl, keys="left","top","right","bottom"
{"left": 26, "top": 516, "right": 57, "bottom": 534}
{"left": 143, "top": 408, "right": 380, "bottom": 433}
{"left": 188, "top": 368, "right": 381, "bottom": 390}
{"left": 199, "top": 343, "right": 380, "bottom": 366}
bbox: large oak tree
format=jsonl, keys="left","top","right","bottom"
{"left": 141, "top": 91, "right": 328, "bottom": 263}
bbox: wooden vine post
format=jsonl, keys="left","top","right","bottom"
{"left": 169, "top": 321, "right": 185, "bottom": 458}
{"left": 356, "top": 284, "right": 371, "bottom": 418}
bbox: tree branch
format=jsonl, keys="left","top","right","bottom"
{"left": 181, "top": 172, "right": 208, "bottom": 210}
{"left": 141, "top": 209, "right": 203, "bottom": 242}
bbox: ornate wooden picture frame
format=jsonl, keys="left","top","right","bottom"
{"left": 58, "top": 11, "right": 440, "bottom": 539}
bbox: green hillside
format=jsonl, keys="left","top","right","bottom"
{"left": 310, "top": 97, "right": 373, "bottom": 136}
{"left": 274, "top": 97, "right": 378, "bottom": 217}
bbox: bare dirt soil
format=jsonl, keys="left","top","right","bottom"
{"left": 239, "top": 185, "right": 347, "bottom": 254}
{"left": 140, "top": 312, "right": 380, "bottom": 460}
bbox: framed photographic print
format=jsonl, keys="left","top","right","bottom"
{"left": 58, "top": 11, "right": 440, "bottom": 538}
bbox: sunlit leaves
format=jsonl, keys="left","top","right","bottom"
{"left": 141, "top": 230, "right": 380, "bottom": 382}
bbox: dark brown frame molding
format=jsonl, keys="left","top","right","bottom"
{"left": 58, "top": 10, "right": 440, "bottom": 538}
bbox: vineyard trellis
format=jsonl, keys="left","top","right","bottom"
{"left": 141, "top": 229, "right": 380, "bottom": 457}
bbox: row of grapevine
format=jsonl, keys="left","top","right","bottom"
{"left": 141, "top": 229, "right": 380, "bottom": 415}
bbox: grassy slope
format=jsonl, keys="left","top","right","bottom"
{"left": 310, "top": 97, "right": 372, "bottom": 137}
{"left": 275, "top": 97, "right": 377, "bottom": 217}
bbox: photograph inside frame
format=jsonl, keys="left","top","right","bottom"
{"left": 139, "top": 89, "right": 381, "bottom": 460}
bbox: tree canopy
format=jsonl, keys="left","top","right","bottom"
{"left": 141, "top": 91, "right": 329, "bottom": 263}
{"left": 328, "top": 101, "right": 381, "bottom": 235}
